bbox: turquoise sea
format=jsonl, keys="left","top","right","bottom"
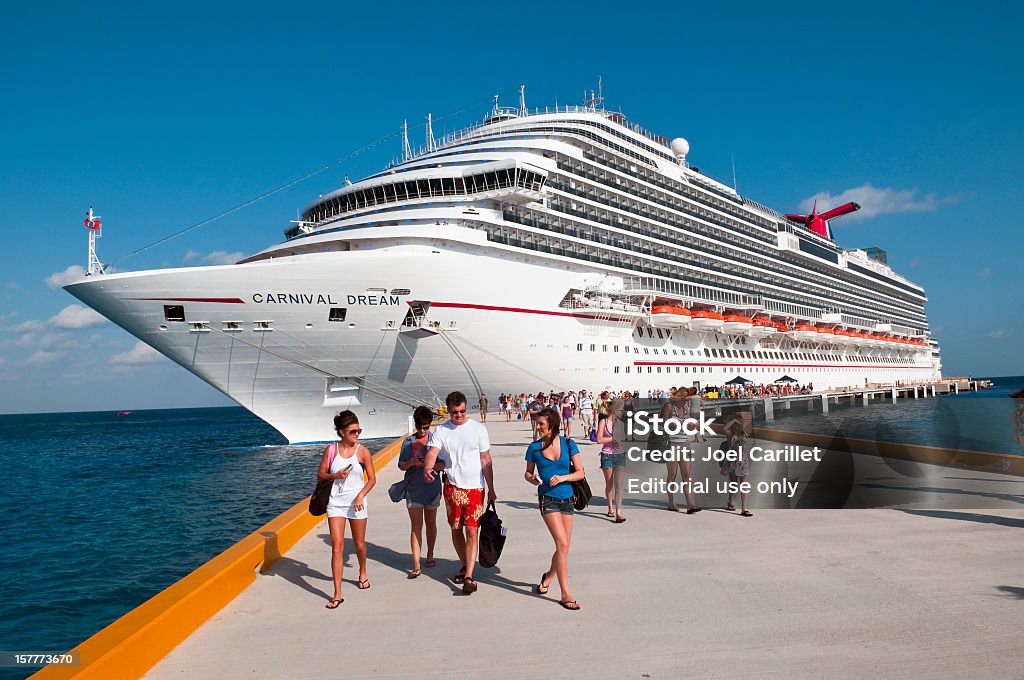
{"left": 0, "top": 377, "right": 1020, "bottom": 677}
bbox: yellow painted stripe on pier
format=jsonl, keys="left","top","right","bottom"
{"left": 32, "top": 435, "right": 406, "bottom": 680}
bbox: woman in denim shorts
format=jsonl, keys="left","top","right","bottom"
{"left": 397, "top": 406, "right": 444, "bottom": 578}
{"left": 524, "top": 409, "right": 585, "bottom": 610}
{"left": 597, "top": 397, "right": 627, "bottom": 522}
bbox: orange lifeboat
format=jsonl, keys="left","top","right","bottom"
{"left": 651, "top": 305, "right": 680, "bottom": 328}
{"left": 793, "top": 324, "right": 820, "bottom": 341}
{"left": 749, "top": 316, "right": 777, "bottom": 338}
{"left": 722, "top": 314, "right": 754, "bottom": 334}
{"left": 689, "top": 310, "right": 725, "bottom": 331}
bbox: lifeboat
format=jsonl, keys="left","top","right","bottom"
{"left": 778, "top": 322, "right": 800, "bottom": 339}
{"left": 722, "top": 314, "right": 754, "bottom": 334}
{"left": 651, "top": 305, "right": 683, "bottom": 328}
{"left": 748, "top": 316, "right": 777, "bottom": 338}
{"left": 792, "top": 324, "right": 820, "bottom": 341}
{"left": 689, "top": 310, "right": 725, "bottom": 331}
{"left": 670, "top": 307, "right": 692, "bottom": 329}
{"left": 815, "top": 327, "right": 836, "bottom": 340}
{"left": 831, "top": 329, "right": 852, "bottom": 345}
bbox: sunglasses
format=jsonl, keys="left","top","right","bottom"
{"left": 450, "top": 408, "right": 467, "bottom": 415}
{"left": 415, "top": 424, "right": 431, "bottom": 431}
{"left": 342, "top": 428, "right": 362, "bottom": 435}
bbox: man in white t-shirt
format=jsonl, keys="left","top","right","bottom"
{"left": 578, "top": 390, "right": 595, "bottom": 435}
{"left": 423, "top": 390, "right": 495, "bottom": 594}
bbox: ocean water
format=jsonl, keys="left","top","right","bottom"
{"left": 0, "top": 407, "right": 390, "bottom": 680}
{"left": 762, "top": 375, "right": 1024, "bottom": 456}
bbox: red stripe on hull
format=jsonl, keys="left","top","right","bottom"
{"left": 633, "top": 361, "right": 927, "bottom": 370}
{"left": 429, "top": 301, "right": 632, "bottom": 322}
{"left": 124, "top": 297, "right": 246, "bottom": 304}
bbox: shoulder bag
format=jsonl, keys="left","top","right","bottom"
{"left": 565, "top": 437, "right": 592, "bottom": 511}
{"left": 308, "top": 444, "right": 337, "bottom": 516}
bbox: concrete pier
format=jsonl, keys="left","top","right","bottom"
{"left": 145, "top": 419, "right": 1024, "bottom": 680}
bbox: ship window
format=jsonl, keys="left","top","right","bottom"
{"left": 590, "top": 344, "right": 596, "bottom": 351}
{"left": 577, "top": 343, "right": 583, "bottom": 351}
{"left": 329, "top": 308, "right": 348, "bottom": 322}
{"left": 614, "top": 366, "right": 619, "bottom": 373}
{"left": 626, "top": 366, "right": 631, "bottom": 373}
{"left": 164, "top": 305, "right": 185, "bottom": 322}
{"left": 391, "top": 288, "right": 411, "bottom": 295}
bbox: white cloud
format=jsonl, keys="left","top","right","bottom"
{"left": 12, "top": 319, "right": 43, "bottom": 333}
{"left": 987, "top": 329, "right": 1012, "bottom": 340}
{"left": 976, "top": 268, "right": 992, "bottom": 279}
{"left": 203, "top": 251, "right": 245, "bottom": 265}
{"left": 110, "top": 341, "right": 164, "bottom": 365}
{"left": 183, "top": 249, "right": 201, "bottom": 263}
{"left": 49, "top": 304, "right": 107, "bottom": 329}
{"left": 798, "top": 183, "right": 960, "bottom": 222}
{"left": 4, "top": 281, "right": 18, "bottom": 289}
{"left": 27, "top": 350, "right": 62, "bottom": 365}
{"left": 45, "top": 265, "right": 87, "bottom": 288}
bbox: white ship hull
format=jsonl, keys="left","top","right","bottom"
{"left": 66, "top": 226, "right": 938, "bottom": 443}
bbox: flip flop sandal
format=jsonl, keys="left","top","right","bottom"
{"left": 686, "top": 507, "right": 703, "bottom": 514}
{"left": 453, "top": 567, "right": 466, "bottom": 584}
{"left": 535, "top": 572, "right": 550, "bottom": 595}
{"left": 462, "top": 577, "right": 478, "bottom": 594}
{"left": 665, "top": 506, "right": 680, "bottom": 512}
{"left": 614, "top": 516, "right": 627, "bottom": 523}
{"left": 605, "top": 512, "right": 615, "bottom": 517}
{"left": 424, "top": 559, "right": 437, "bottom": 568}
{"left": 325, "top": 598, "right": 343, "bottom": 609}
{"left": 559, "top": 600, "right": 581, "bottom": 611}
{"left": 408, "top": 570, "right": 421, "bottom": 579}
{"left": 741, "top": 510, "right": 754, "bottom": 517}
{"left": 358, "top": 579, "right": 371, "bottom": 589}
{"left": 726, "top": 504, "right": 736, "bottom": 511}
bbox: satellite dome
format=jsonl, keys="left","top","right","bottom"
{"left": 670, "top": 137, "right": 690, "bottom": 161}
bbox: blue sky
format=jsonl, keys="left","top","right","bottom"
{"left": 1, "top": 1, "right": 1021, "bottom": 413}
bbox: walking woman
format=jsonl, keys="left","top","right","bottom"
{"left": 524, "top": 409, "right": 584, "bottom": 610}
{"left": 688, "top": 387, "right": 707, "bottom": 443}
{"left": 319, "top": 410, "right": 377, "bottom": 608}
{"left": 720, "top": 414, "right": 753, "bottom": 517}
{"left": 596, "top": 397, "right": 627, "bottom": 522}
{"left": 661, "top": 390, "right": 701, "bottom": 513}
{"left": 561, "top": 396, "right": 574, "bottom": 438}
{"left": 397, "top": 406, "right": 444, "bottom": 577}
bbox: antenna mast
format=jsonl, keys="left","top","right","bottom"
{"left": 519, "top": 84, "right": 527, "bottom": 115}
{"left": 84, "top": 206, "right": 104, "bottom": 275}
{"left": 426, "top": 113, "right": 435, "bottom": 152}
{"left": 402, "top": 119, "right": 412, "bottom": 161}
{"left": 731, "top": 153, "right": 738, "bottom": 192}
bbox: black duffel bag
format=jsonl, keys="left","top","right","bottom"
{"left": 477, "top": 501, "right": 506, "bottom": 568}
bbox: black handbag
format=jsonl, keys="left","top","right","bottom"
{"left": 477, "top": 501, "right": 506, "bottom": 568}
{"left": 566, "top": 438, "right": 592, "bottom": 511}
{"left": 308, "top": 445, "right": 337, "bottom": 516}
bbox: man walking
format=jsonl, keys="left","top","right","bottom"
{"left": 423, "top": 391, "right": 496, "bottom": 594}
{"left": 478, "top": 393, "right": 488, "bottom": 423}
{"left": 527, "top": 392, "right": 546, "bottom": 440}
{"left": 578, "top": 389, "right": 595, "bottom": 439}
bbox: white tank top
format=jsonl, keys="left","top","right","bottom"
{"left": 328, "top": 443, "right": 364, "bottom": 497}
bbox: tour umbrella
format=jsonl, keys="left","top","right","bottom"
{"left": 774, "top": 375, "right": 798, "bottom": 383}
{"left": 725, "top": 376, "right": 752, "bottom": 385}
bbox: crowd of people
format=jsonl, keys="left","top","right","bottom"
{"left": 317, "top": 384, "right": 756, "bottom": 613}
{"left": 701, "top": 382, "right": 815, "bottom": 400}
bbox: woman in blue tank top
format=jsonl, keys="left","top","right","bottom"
{"left": 524, "top": 409, "right": 585, "bottom": 610}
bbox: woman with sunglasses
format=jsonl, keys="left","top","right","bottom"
{"left": 525, "top": 408, "right": 584, "bottom": 610}
{"left": 319, "top": 410, "right": 377, "bottom": 609}
{"left": 397, "top": 405, "right": 444, "bottom": 578}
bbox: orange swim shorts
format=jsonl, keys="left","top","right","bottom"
{"left": 443, "top": 481, "right": 485, "bottom": 530}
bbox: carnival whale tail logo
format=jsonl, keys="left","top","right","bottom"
{"left": 784, "top": 200, "right": 860, "bottom": 240}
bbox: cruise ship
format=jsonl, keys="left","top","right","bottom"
{"left": 66, "top": 93, "right": 941, "bottom": 442}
